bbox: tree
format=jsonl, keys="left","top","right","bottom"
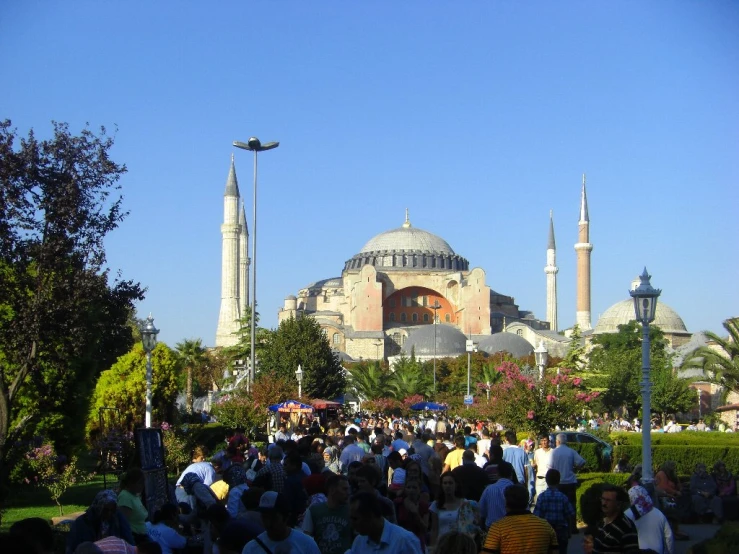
{"left": 0, "top": 121, "right": 143, "bottom": 487}
{"left": 346, "top": 361, "right": 389, "bottom": 401}
{"left": 651, "top": 364, "right": 696, "bottom": 424}
{"left": 557, "top": 324, "right": 587, "bottom": 372}
{"left": 87, "top": 343, "right": 180, "bottom": 432}
{"left": 258, "top": 315, "right": 345, "bottom": 400}
{"left": 682, "top": 317, "right": 739, "bottom": 399}
{"left": 175, "top": 339, "right": 206, "bottom": 414}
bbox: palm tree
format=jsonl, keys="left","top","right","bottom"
{"left": 175, "top": 338, "right": 206, "bottom": 414}
{"left": 346, "top": 361, "right": 388, "bottom": 401}
{"left": 682, "top": 317, "right": 739, "bottom": 399}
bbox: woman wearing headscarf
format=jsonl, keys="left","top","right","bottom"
{"left": 713, "top": 460, "right": 739, "bottom": 520}
{"left": 322, "top": 446, "right": 341, "bottom": 474}
{"left": 223, "top": 464, "right": 249, "bottom": 518}
{"left": 66, "top": 490, "right": 134, "bottom": 554}
{"left": 624, "top": 485, "right": 674, "bottom": 554}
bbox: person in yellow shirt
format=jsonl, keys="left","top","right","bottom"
{"left": 442, "top": 435, "right": 467, "bottom": 472}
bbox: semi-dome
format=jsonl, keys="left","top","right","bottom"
{"left": 477, "top": 333, "right": 534, "bottom": 359}
{"left": 593, "top": 299, "right": 689, "bottom": 335}
{"left": 344, "top": 212, "right": 469, "bottom": 272}
{"left": 402, "top": 324, "right": 467, "bottom": 357}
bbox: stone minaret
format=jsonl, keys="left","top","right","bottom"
{"left": 238, "top": 200, "right": 250, "bottom": 317}
{"left": 545, "top": 210, "right": 559, "bottom": 332}
{"left": 575, "top": 174, "right": 593, "bottom": 330}
{"left": 216, "top": 155, "right": 242, "bottom": 347}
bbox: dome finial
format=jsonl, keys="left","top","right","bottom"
{"left": 403, "top": 208, "right": 412, "bottom": 228}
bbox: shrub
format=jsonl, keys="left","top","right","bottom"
{"left": 612, "top": 445, "right": 739, "bottom": 475}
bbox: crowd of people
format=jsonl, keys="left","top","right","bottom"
{"left": 2, "top": 411, "right": 735, "bottom": 554}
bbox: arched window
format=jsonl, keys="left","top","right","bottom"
{"left": 333, "top": 333, "right": 341, "bottom": 345}
{"left": 445, "top": 314, "right": 451, "bottom": 322}
{"left": 412, "top": 313, "right": 418, "bottom": 323}
{"left": 423, "top": 313, "right": 429, "bottom": 322}
{"left": 517, "top": 329, "right": 523, "bottom": 336}
{"left": 400, "top": 313, "right": 407, "bottom": 322}
{"left": 389, "top": 313, "right": 396, "bottom": 322}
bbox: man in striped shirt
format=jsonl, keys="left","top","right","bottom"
{"left": 482, "top": 484, "right": 559, "bottom": 554}
{"left": 584, "top": 485, "right": 639, "bottom": 554}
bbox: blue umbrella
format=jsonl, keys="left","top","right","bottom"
{"left": 268, "top": 400, "right": 314, "bottom": 413}
{"left": 410, "top": 401, "right": 447, "bottom": 411}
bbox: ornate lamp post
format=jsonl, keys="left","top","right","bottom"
{"left": 141, "top": 314, "right": 159, "bottom": 428}
{"left": 430, "top": 301, "right": 441, "bottom": 393}
{"left": 697, "top": 387, "right": 702, "bottom": 419}
{"left": 630, "top": 267, "right": 661, "bottom": 484}
{"left": 534, "top": 340, "right": 549, "bottom": 383}
{"left": 295, "top": 364, "right": 303, "bottom": 399}
{"left": 466, "top": 338, "right": 477, "bottom": 398}
{"left": 233, "top": 137, "right": 279, "bottom": 391}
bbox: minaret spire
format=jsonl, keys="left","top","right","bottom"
{"left": 402, "top": 208, "right": 412, "bottom": 228}
{"left": 575, "top": 174, "right": 593, "bottom": 330}
{"left": 216, "top": 156, "right": 243, "bottom": 347}
{"left": 238, "top": 199, "right": 249, "bottom": 316}
{"left": 545, "top": 210, "right": 559, "bottom": 332}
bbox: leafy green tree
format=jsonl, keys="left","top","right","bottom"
{"left": 388, "top": 360, "right": 432, "bottom": 399}
{"left": 682, "top": 317, "right": 739, "bottom": 399}
{"left": 0, "top": 121, "right": 143, "bottom": 486}
{"left": 557, "top": 324, "right": 587, "bottom": 372}
{"left": 258, "top": 315, "right": 345, "bottom": 400}
{"left": 175, "top": 339, "right": 206, "bottom": 415}
{"left": 87, "top": 343, "right": 180, "bottom": 432}
{"left": 651, "top": 365, "right": 696, "bottom": 425}
{"left": 346, "top": 361, "right": 389, "bottom": 401}
{"left": 223, "top": 306, "right": 272, "bottom": 364}
{"left": 587, "top": 321, "right": 674, "bottom": 417}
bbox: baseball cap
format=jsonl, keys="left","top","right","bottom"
{"left": 258, "top": 491, "right": 290, "bottom": 514}
{"left": 398, "top": 448, "right": 408, "bottom": 456}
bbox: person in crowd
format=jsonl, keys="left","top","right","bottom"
{"left": 534, "top": 469, "right": 574, "bottom": 553}
{"left": 549, "top": 433, "right": 585, "bottom": 534}
{"left": 274, "top": 422, "right": 291, "bottom": 442}
{"left": 501, "top": 430, "right": 528, "bottom": 485}
{"left": 175, "top": 446, "right": 217, "bottom": 507}
{"left": 404, "top": 458, "right": 431, "bottom": 501}
{"left": 482, "top": 484, "right": 558, "bottom": 554}
{"left": 302, "top": 474, "right": 353, "bottom": 554}
{"left": 435, "top": 530, "right": 477, "bottom": 554}
{"left": 713, "top": 460, "right": 739, "bottom": 520}
{"left": 583, "top": 485, "right": 639, "bottom": 554}
{"left": 346, "top": 460, "right": 364, "bottom": 494}
{"left": 90, "top": 536, "right": 139, "bottom": 554}
{"left": 623, "top": 485, "right": 674, "bottom": 554}
{"left": 452, "top": 449, "right": 488, "bottom": 501}
{"left": 479, "top": 459, "right": 515, "bottom": 528}
{"left": 356, "top": 464, "right": 397, "bottom": 523}
{"left": 116, "top": 468, "right": 149, "bottom": 545}
{"left": 429, "top": 471, "right": 481, "bottom": 548}
{"left": 8, "top": 517, "right": 55, "bottom": 554}
{"left": 340, "top": 433, "right": 366, "bottom": 469}
{"left": 145, "top": 503, "right": 189, "bottom": 554}
{"left": 283, "top": 451, "right": 309, "bottom": 526}
{"left": 434, "top": 431, "right": 450, "bottom": 463}
{"left": 252, "top": 445, "right": 286, "bottom": 493}
{"left": 690, "top": 462, "right": 723, "bottom": 523}
{"left": 393, "top": 479, "right": 430, "bottom": 550}
{"left": 222, "top": 464, "right": 249, "bottom": 518}
{"left": 242, "top": 491, "right": 320, "bottom": 554}
{"left": 322, "top": 445, "right": 342, "bottom": 475}
{"left": 654, "top": 460, "right": 690, "bottom": 540}
{"left": 66, "top": 490, "right": 134, "bottom": 554}
{"left": 411, "top": 430, "right": 438, "bottom": 476}
{"left": 347, "top": 491, "right": 423, "bottom": 554}
{"left": 484, "top": 444, "right": 517, "bottom": 485}
{"left": 239, "top": 488, "right": 266, "bottom": 533}
{"left": 442, "top": 434, "right": 467, "bottom": 472}
{"left": 532, "top": 434, "right": 554, "bottom": 502}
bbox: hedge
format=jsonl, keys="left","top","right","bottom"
{"left": 610, "top": 431, "right": 739, "bottom": 447}
{"left": 612, "top": 445, "right": 739, "bottom": 475}
{"left": 573, "top": 473, "right": 628, "bottom": 523}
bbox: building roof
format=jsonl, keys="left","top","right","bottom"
{"left": 476, "top": 333, "right": 534, "bottom": 358}
{"left": 359, "top": 211, "right": 455, "bottom": 255}
{"left": 593, "top": 299, "right": 689, "bottom": 335}
{"left": 402, "top": 324, "right": 467, "bottom": 357}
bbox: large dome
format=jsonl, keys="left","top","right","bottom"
{"left": 402, "top": 324, "right": 467, "bottom": 357}
{"left": 344, "top": 213, "right": 469, "bottom": 272}
{"left": 593, "top": 299, "right": 689, "bottom": 335}
{"left": 477, "top": 333, "right": 534, "bottom": 359}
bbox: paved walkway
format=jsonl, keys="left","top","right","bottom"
{"left": 568, "top": 522, "right": 720, "bottom": 553}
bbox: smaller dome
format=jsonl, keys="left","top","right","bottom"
{"left": 594, "top": 299, "right": 689, "bottom": 335}
{"left": 402, "top": 324, "right": 467, "bottom": 357}
{"left": 477, "top": 333, "right": 534, "bottom": 359}
{"left": 285, "top": 295, "right": 297, "bottom": 300}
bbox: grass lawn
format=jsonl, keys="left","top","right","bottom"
{"left": 0, "top": 475, "right": 109, "bottom": 533}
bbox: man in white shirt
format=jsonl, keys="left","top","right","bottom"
{"left": 532, "top": 435, "right": 553, "bottom": 501}
{"left": 339, "top": 434, "right": 366, "bottom": 470}
{"left": 549, "top": 433, "right": 585, "bottom": 533}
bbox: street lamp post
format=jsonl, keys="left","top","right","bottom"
{"left": 486, "top": 380, "right": 491, "bottom": 403}
{"left": 466, "top": 337, "right": 477, "bottom": 398}
{"left": 140, "top": 314, "right": 160, "bottom": 428}
{"left": 296, "top": 364, "right": 303, "bottom": 399}
{"left": 233, "top": 137, "right": 279, "bottom": 391}
{"left": 630, "top": 267, "right": 661, "bottom": 485}
{"left": 430, "top": 301, "right": 441, "bottom": 392}
{"left": 697, "top": 387, "right": 702, "bottom": 419}
{"left": 534, "top": 340, "right": 549, "bottom": 383}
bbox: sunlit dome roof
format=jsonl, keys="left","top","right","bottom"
{"left": 594, "top": 299, "right": 689, "bottom": 335}
{"left": 402, "top": 324, "right": 467, "bottom": 357}
{"left": 360, "top": 226, "right": 455, "bottom": 255}
{"left": 477, "top": 333, "right": 534, "bottom": 358}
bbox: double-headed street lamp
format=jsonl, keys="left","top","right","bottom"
{"left": 430, "top": 301, "right": 441, "bottom": 392}
{"left": 630, "top": 267, "right": 661, "bottom": 485}
{"left": 141, "top": 314, "right": 160, "bottom": 428}
{"left": 233, "top": 137, "right": 279, "bottom": 391}
{"left": 295, "top": 364, "right": 303, "bottom": 399}
{"left": 534, "top": 340, "right": 549, "bottom": 383}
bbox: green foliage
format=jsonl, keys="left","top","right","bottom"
{"left": 174, "top": 338, "right": 206, "bottom": 415}
{"left": 258, "top": 315, "right": 345, "bottom": 400}
{"left": 87, "top": 343, "right": 180, "bottom": 433}
{"left": 0, "top": 120, "right": 144, "bottom": 491}
{"left": 587, "top": 321, "right": 675, "bottom": 417}
{"left": 346, "top": 361, "right": 390, "bottom": 401}
{"left": 610, "top": 431, "right": 739, "bottom": 446}
{"left": 682, "top": 317, "right": 739, "bottom": 400}
{"left": 390, "top": 355, "right": 433, "bottom": 399}
{"left": 160, "top": 423, "right": 191, "bottom": 475}
{"left": 557, "top": 324, "right": 587, "bottom": 372}
{"left": 613, "top": 444, "right": 739, "bottom": 475}
{"left": 569, "top": 443, "right": 608, "bottom": 472}
{"left": 651, "top": 365, "right": 698, "bottom": 424}
{"left": 211, "top": 390, "right": 263, "bottom": 431}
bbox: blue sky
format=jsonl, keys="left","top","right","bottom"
{"left": 2, "top": 1, "right": 737, "bottom": 346}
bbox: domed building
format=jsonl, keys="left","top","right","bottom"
{"left": 278, "top": 211, "right": 546, "bottom": 360}
{"left": 592, "top": 277, "right": 691, "bottom": 348}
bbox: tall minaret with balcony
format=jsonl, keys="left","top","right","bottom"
{"left": 238, "top": 200, "right": 250, "bottom": 318}
{"left": 575, "top": 174, "right": 593, "bottom": 330}
{"left": 545, "top": 210, "right": 559, "bottom": 332}
{"left": 216, "top": 155, "right": 242, "bottom": 347}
